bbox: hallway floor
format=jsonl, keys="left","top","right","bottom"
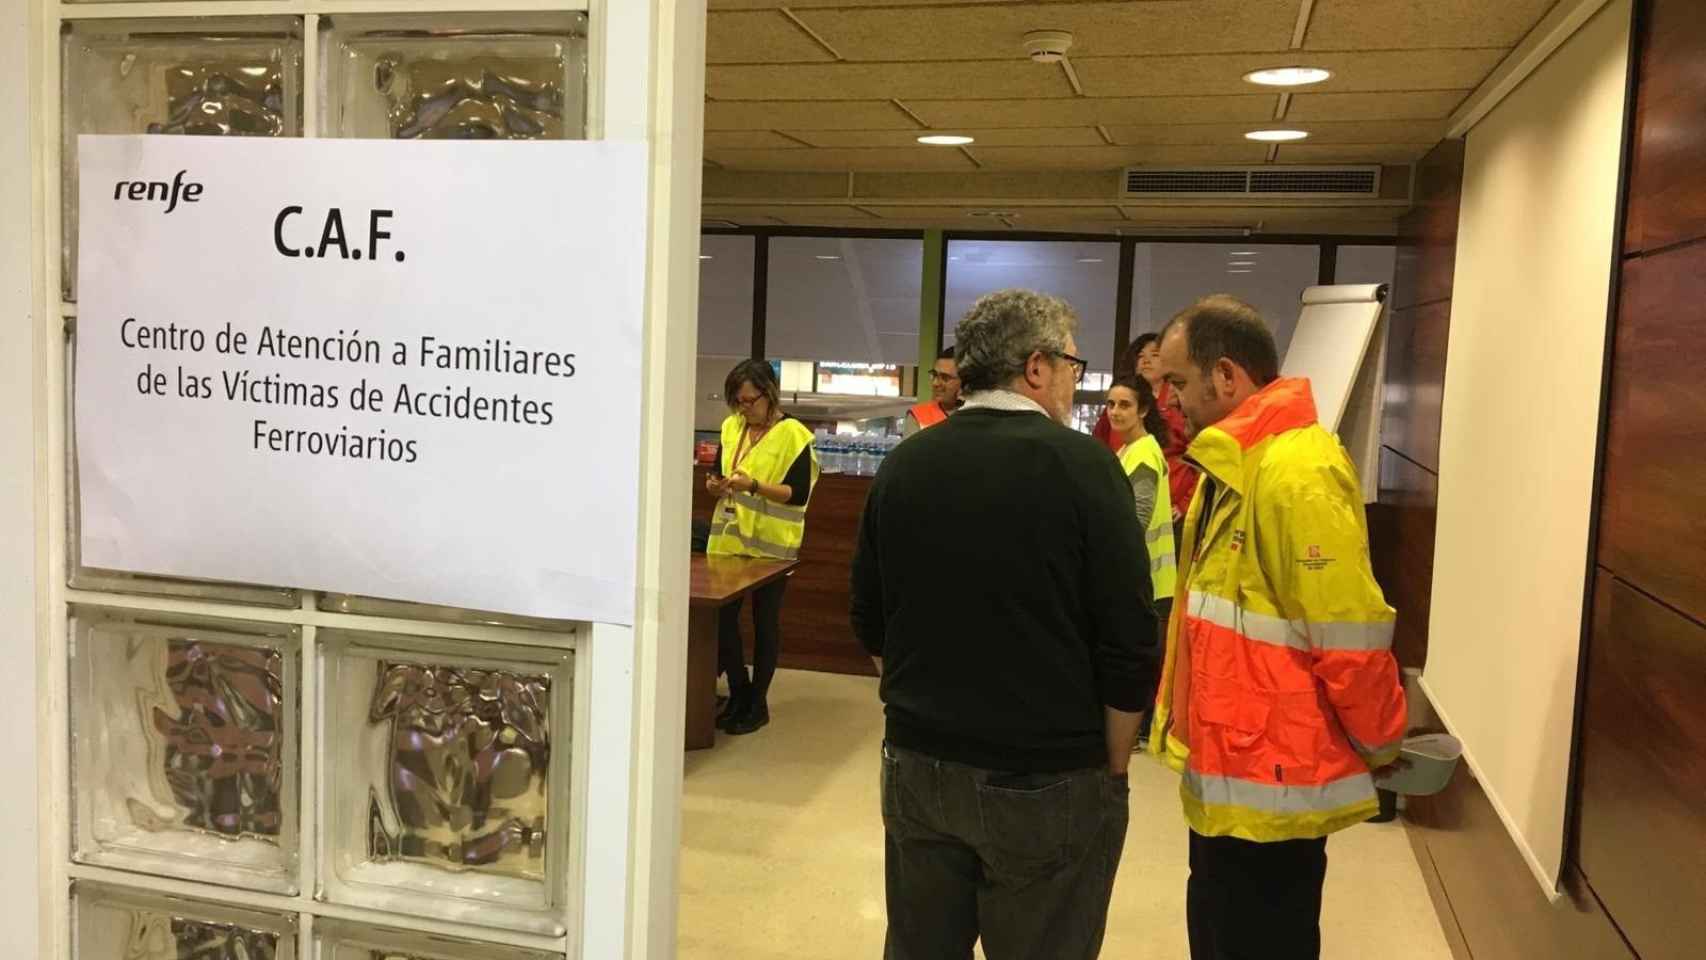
{"left": 679, "top": 668, "right": 1454, "bottom": 959}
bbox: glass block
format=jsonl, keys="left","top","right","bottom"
{"left": 315, "top": 918, "right": 560, "bottom": 960}
{"left": 64, "top": 339, "right": 300, "bottom": 607}
{"left": 71, "top": 608, "right": 301, "bottom": 893}
{"left": 317, "top": 593, "right": 581, "bottom": 633}
{"left": 320, "top": 630, "right": 573, "bottom": 937}
{"left": 61, "top": 17, "right": 303, "bottom": 300}
{"left": 73, "top": 881, "right": 296, "bottom": 960}
{"left": 320, "top": 12, "right": 587, "bottom": 140}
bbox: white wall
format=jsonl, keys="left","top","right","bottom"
{"left": 1422, "top": 0, "right": 1630, "bottom": 896}
{"left": 0, "top": 0, "right": 41, "bottom": 950}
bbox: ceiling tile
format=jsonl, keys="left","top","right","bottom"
{"left": 855, "top": 171, "right": 1119, "bottom": 201}
{"left": 788, "top": 127, "right": 1107, "bottom": 148}
{"left": 710, "top": 0, "right": 1039, "bottom": 9}
{"left": 793, "top": 0, "right": 1298, "bottom": 61}
{"left": 969, "top": 143, "right": 1272, "bottom": 170}
{"left": 705, "top": 100, "right": 921, "bottom": 131}
{"left": 908, "top": 95, "right": 1277, "bottom": 129}
{"left": 704, "top": 170, "right": 849, "bottom": 200}
{"left": 707, "top": 11, "right": 835, "bottom": 64}
{"left": 1271, "top": 143, "right": 1433, "bottom": 163}
{"left": 706, "top": 130, "right": 812, "bottom": 150}
{"left": 1286, "top": 89, "right": 1470, "bottom": 121}
{"left": 708, "top": 61, "right": 1075, "bottom": 101}
{"left": 704, "top": 204, "right": 877, "bottom": 223}
{"left": 1075, "top": 48, "right": 1510, "bottom": 98}
{"left": 706, "top": 147, "right": 980, "bottom": 172}
{"left": 1305, "top": 0, "right": 1560, "bottom": 51}
{"left": 1105, "top": 119, "right": 1447, "bottom": 146}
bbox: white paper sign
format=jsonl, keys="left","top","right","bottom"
{"left": 76, "top": 136, "right": 649, "bottom": 624}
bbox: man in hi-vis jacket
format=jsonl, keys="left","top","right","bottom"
{"left": 1148, "top": 295, "right": 1408, "bottom": 960}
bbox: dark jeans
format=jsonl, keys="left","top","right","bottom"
{"left": 880, "top": 743, "right": 1129, "bottom": 960}
{"left": 717, "top": 577, "right": 787, "bottom": 703}
{"left": 1187, "top": 831, "right": 1328, "bottom": 960}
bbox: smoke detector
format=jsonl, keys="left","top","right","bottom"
{"left": 1023, "top": 30, "right": 1074, "bottom": 63}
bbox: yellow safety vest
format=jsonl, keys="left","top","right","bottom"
{"left": 706, "top": 414, "right": 819, "bottom": 561}
{"left": 1118, "top": 434, "right": 1177, "bottom": 601}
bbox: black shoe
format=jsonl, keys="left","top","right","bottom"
{"left": 725, "top": 700, "right": 770, "bottom": 736}
{"left": 716, "top": 691, "right": 749, "bottom": 732}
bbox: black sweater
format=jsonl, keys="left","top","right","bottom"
{"left": 850, "top": 406, "right": 1159, "bottom": 773}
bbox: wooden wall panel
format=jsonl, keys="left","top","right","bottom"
{"left": 1406, "top": 765, "right": 1634, "bottom": 960}
{"left": 1380, "top": 299, "right": 1452, "bottom": 474}
{"left": 1373, "top": 448, "right": 1438, "bottom": 669}
{"left": 1596, "top": 225, "right": 1706, "bottom": 625}
{"left": 1622, "top": 0, "right": 1706, "bottom": 254}
{"left": 1393, "top": 138, "right": 1466, "bottom": 311}
{"left": 1576, "top": 575, "right": 1706, "bottom": 960}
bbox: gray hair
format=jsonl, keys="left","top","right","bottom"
{"left": 952, "top": 289, "right": 1078, "bottom": 393}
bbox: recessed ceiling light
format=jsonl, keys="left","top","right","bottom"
{"left": 815, "top": 255, "right": 842, "bottom": 261}
{"left": 1228, "top": 268, "right": 1254, "bottom": 274}
{"left": 1243, "top": 66, "right": 1333, "bottom": 87}
{"left": 1245, "top": 129, "right": 1309, "bottom": 142}
{"left": 1076, "top": 257, "right": 1103, "bottom": 263}
{"left": 917, "top": 134, "right": 975, "bottom": 146}
{"left": 699, "top": 255, "right": 713, "bottom": 260}
{"left": 1228, "top": 250, "right": 1258, "bottom": 256}
{"left": 1228, "top": 260, "right": 1256, "bottom": 266}
{"left": 948, "top": 256, "right": 961, "bottom": 261}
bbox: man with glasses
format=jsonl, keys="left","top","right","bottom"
{"left": 851, "top": 289, "right": 1158, "bottom": 959}
{"left": 902, "top": 347, "right": 964, "bottom": 436}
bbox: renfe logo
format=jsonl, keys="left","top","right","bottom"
{"left": 113, "top": 170, "right": 204, "bottom": 213}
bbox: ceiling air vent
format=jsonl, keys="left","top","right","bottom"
{"left": 1121, "top": 165, "right": 1380, "bottom": 200}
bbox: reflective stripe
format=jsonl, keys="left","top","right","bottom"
{"left": 1310, "top": 620, "right": 1395, "bottom": 652}
{"left": 731, "top": 491, "right": 807, "bottom": 523}
{"left": 1152, "top": 552, "right": 1176, "bottom": 575}
{"left": 1347, "top": 733, "right": 1403, "bottom": 759}
{"left": 1189, "top": 590, "right": 1393, "bottom": 652}
{"left": 1147, "top": 525, "right": 1169, "bottom": 544}
{"left": 1183, "top": 769, "right": 1374, "bottom": 814}
{"left": 709, "top": 526, "right": 800, "bottom": 560}
{"left": 1190, "top": 590, "right": 1309, "bottom": 651}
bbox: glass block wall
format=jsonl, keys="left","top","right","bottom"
{"left": 50, "top": 5, "right": 594, "bottom": 958}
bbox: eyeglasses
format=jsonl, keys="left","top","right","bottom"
{"left": 734, "top": 393, "right": 766, "bottom": 409}
{"left": 1054, "top": 352, "right": 1088, "bottom": 384}
{"left": 928, "top": 371, "right": 960, "bottom": 383}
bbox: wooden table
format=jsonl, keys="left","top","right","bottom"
{"left": 686, "top": 554, "right": 799, "bottom": 750}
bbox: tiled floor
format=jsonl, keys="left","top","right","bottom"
{"left": 679, "top": 668, "right": 1454, "bottom": 959}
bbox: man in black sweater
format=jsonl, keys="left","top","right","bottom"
{"left": 851, "top": 288, "right": 1159, "bottom": 960}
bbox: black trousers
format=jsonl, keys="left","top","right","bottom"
{"left": 717, "top": 576, "right": 787, "bottom": 702}
{"left": 881, "top": 743, "right": 1129, "bottom": 960}
{"left": 1187, "top": 830, "right": 1328, "bottom": 960}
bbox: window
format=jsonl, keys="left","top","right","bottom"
{"left": 765, "top": 236, "right": 923, "bottom": 366}
{"left": 1334, "top": 244, "right": 1398, "bottom": 288}
{"left": 944, "top": 240, "right": 1120, "bottom": 374}
{"left": 1133, "top": 243, "right": 1321, "bottom": 357}
{"left": 697, "top": 235, "right": 755, "bottom": 359}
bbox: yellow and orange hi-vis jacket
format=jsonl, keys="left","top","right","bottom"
{"left": 1148, "top": 377, "right": 1407, "bottom": 841}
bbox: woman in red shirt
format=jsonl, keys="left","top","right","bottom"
{"left": 1094, "top": 334, "right": 1198, "bottom": 520}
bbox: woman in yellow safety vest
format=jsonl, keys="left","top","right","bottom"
{"left": 704, "top": 359, "right": 819, "bottom": 735}
{"left": 1106, "top": 374, "right": 1178, "bottom": 632}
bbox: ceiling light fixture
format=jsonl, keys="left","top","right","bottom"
{"left": 1228, "top": 250, "right": 1258, "bottom": 256}
{"left": 1245, "top": 129, "right": 1309, "bottom": 142}
{"left": 917, "top": 134, "right": 975, "bottom": 146}
{"left": 1243, "top": 66, "right": 1333, "bottom": 87}
{"left": 699, "top": 255, "right": 713, "bottom": 260}
{"left": 1227, "top": 268, "right": 1254, "bottom": 274}
{"left": 815, "top": 255, "right": 842, "bottom": 261}
{"left": 1228, "top": 260, "right": 1256, "bottom": 266}
{"left": 1076, "top": 257, "right": 1103, "bottom": 263}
